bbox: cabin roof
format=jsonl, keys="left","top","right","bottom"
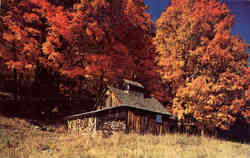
{"left": 123, "top": 79, "right": 144, "bottom": 88}
{"left": 63, "top": 104, "right": 176, "bottom": 120}
{"left": 108, "top": 86, "right": 172, "bottom": 115}
{"left": 63, "top": 86, "right": 175, "bottom": 120}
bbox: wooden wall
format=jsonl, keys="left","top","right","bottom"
{"left": 96, "top": 108, "right": 127, "bottom": 136}
{"left": 66, "top": 108, "right": 127, "bottom": 136}
{"left": 127, "top": 109, "right": 176, "bottom": 135}
{"left": 101, "top": 90, "right": 121, "bottom": 109}
{"left": 65, "top": 107, "right": 177, "bottom": 136}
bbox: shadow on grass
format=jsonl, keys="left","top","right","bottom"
{"left": 0, "top": 99, "right": 249, "bottom": 144}
{"left": 175, "top": 120, "right": 250, "bottom": 144}
{"left": 0, "top": 97, "right": 94, "bottom": 130}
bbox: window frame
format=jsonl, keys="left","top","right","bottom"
{"left": 156, "top": 114, "right": 162, "bottom": 124}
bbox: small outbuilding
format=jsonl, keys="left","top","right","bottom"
{"left": 62, "top": 79, "right": 177, "bottom": 136}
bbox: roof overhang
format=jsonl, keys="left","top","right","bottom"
{"left": 62, "top": 104, "right": 177, "bottom": 120}
{"left": 123, "top": 79, "right": 144, "bottom": 88}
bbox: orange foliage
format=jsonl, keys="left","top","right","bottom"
{"left": 0, "top": 0, "right": 156, "bottom": 99}
{"left": 154, "top": 0, "right": 249, "bottom": 130}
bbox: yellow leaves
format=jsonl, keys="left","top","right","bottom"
{"left": 89, "top": 0, "right": 109, "bottom": 15}
{"left": 42, "top": 41, "right": 55, "bottom": 55}
{"left": 188, "top": 89, "right": 197, "bottom": 98}
{"left": 184, "top": 105, "right": 193, "bottom": 114}
{"left": 157, "top": 53, "right": 185, "bottom": 83}
{"left": 177, "top": 60, "right": 185, "bottom": 68}
{"left": 172, "top": 72, "right": 242, "bottom": 129}
{"left": 217, "top": 112, "right": 225, "bottom": 118}
{"left": 217, "top": 71, "right": 244, "bottom": 92}
{"left": 161, "top": 69, "right": 184, "bottom": 82}
{"left": 42, "top": 38, "right": 64, "bottom": 67}
{"left": 206, "top": 114, "right": 212, "bottom": 119}
{"left": 207, "top": 95, "right": 216, "bottom": 105}
{"left": 24, "top": 64, "right": 36, "bottom": 71}
{"left": 24, "top": 64, "right": 33, "bottom": 69}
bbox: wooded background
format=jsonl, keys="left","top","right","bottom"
{"left": 0, "top": 0, "right": 249, "bottom": 139}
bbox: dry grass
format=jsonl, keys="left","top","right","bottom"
{"left": 0, "top": 116, "right": 249, "bottom": 158}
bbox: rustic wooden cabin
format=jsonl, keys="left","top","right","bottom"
{"left": 62, "top": 79, "right": 177, "bottom": 136}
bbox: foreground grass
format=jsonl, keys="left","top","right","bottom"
{"left": 0, "top": 116, "right": 249, "bottom": 158}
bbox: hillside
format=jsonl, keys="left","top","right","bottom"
{"left": 0, "top": 0, "right": 249, "bottom": 151}
{"left": 0, "top": 116, "right": 249, "bottom": 158}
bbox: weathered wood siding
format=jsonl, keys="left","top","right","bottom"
{"left": 65, "top": 107, "right": 176, "bottom": 136}
{"left": 104, "top": 90, "right": 121, "bottom": 108}
{"left": 127, "top": 109, "right": 176, "bottom": 135}
{"left": 96, "top": 108, "right": 128, "bottom": 135}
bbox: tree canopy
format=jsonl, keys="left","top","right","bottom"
{"left": 154, "top": 0, "right": 249, "bottom": 130}
{"left": 0, "top": 0, "right": 158, "bottom": 98}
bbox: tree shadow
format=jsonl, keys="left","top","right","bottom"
{"left": 175, "top": 121, "right": 250, "bottom": 144}
{"left": 0, "top": 93, "right": 95, "bottom": 131}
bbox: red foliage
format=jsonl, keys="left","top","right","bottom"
{"left": 0, "top": 0, "right": 156, "bottom": 99}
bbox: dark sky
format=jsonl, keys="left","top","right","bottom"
{"left": 144, "top": 0, "right": 250, "bottom": 65}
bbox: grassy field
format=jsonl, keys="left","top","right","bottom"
{"left": 0, "top": 115, "right": 249, "bottom": 158}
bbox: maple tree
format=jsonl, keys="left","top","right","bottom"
{"left": 32, "top": 0, "right": 155, "bottom": 80}
{"left": 1, "top": 0, "right": 41, "bottom": 73}
{"left": 0, "top": 0, "right": 158, "bottom": 109}
{"left": 154, "top": 0, "right": 249, "bottom": 130}
{"left": 0, "top": 0, "right": 44, "bottom": 101}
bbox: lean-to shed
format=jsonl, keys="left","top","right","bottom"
{"left": 63, "top": 79, "right": 177, "bottom": 136}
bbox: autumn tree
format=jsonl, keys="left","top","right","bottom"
{"left": 0, "top": 0, "right": 46, "bottom": 101}
{"left": 154, "top": 0, "right": 249, "bottom": 130}
{"left": 0, "top": 0, "right": 159, "bottom": 111}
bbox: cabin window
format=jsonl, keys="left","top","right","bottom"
{"left": 156, "top": 114, "right": 162, "bottom": 124}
